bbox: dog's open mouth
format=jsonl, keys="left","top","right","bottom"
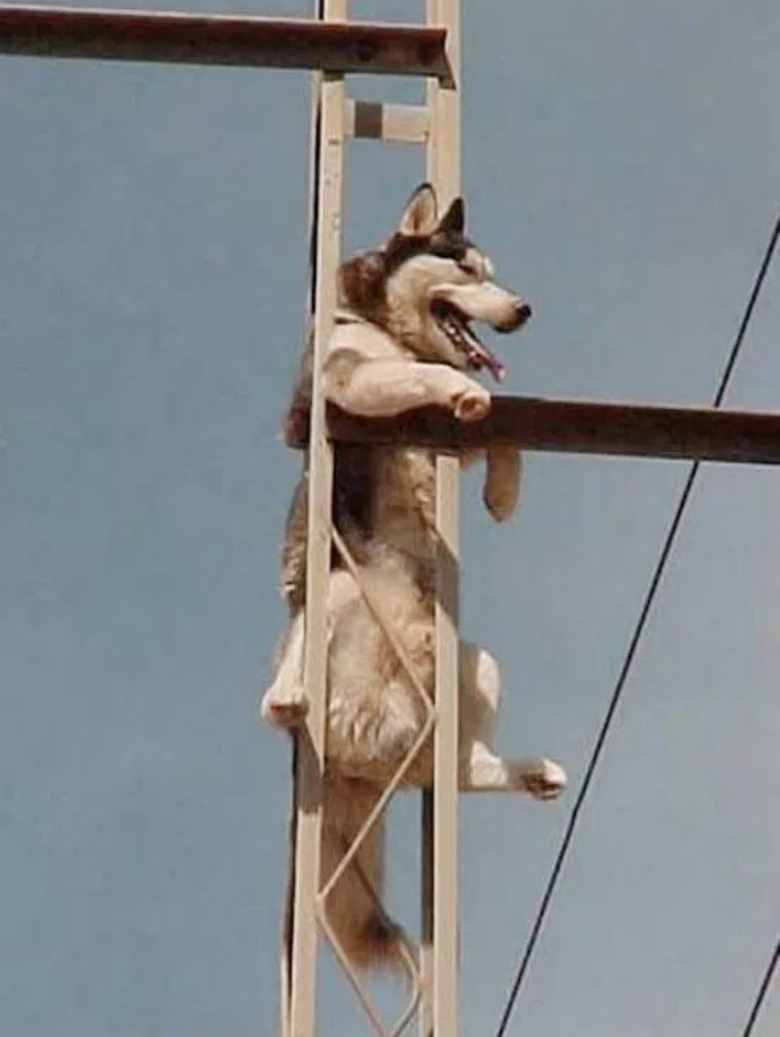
{"left": 431, "top": 300, "right": 506, "bottom": 382}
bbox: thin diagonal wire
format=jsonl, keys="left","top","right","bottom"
{"left": 740, "top": 940, "right": 779, "bottom": 1037}
{"left": 495, "top": 214, "right": 780, "bottom": 1037}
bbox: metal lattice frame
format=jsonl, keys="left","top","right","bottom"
{"left": 288, "top": 3, "right": 463, "bottom": 1034}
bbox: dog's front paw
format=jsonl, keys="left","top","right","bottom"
{"left": 484, "top": 483, "right": 516, "bottom": 523}
{"left": 452, "top": 383, "right": 491, "bottom": 423}
{"left": 520, "top": 759, "right": 567, "bottom": 801}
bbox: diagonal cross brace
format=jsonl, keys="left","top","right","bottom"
{"left": 313, "top": 528, "right": 438, "bottom": 1037}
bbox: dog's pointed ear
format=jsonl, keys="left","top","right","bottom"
{"left": 436, "top": 196, "right": 465, "bottom": 236}
{"left": 397, "top": 183, "right": 438, "bottom": 237}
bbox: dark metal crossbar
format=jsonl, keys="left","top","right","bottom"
{"left": 0, "top": 5, "right": 451, "bottom": 79}
{"left": 327, "top": 396, "right": 780, "bottom": 465}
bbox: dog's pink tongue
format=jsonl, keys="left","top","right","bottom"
{"left": 463, "top": 322, "right": 505, "bottom": 381}
{"left": 472, "top": 341, "right": 505, "bottom": 382}
{"left": 485, "top": 352, "right": 506, "bottom": 383}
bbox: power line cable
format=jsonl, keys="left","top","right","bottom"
{"left": 494, "top": 213, "right": 780, "bottom": 1037}
{"left": 740, "top": 940, "right": 779, "bottom": 1037}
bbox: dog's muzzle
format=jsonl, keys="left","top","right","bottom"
{"left": 495, "top": 298, "right": 533, "bottom": 333}
{"left": 430, "top": 285, "right": 533, "bottom": 382}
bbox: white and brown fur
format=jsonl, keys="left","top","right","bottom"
{"left": 262, "top": 184, "right": 566, "bottom": 973}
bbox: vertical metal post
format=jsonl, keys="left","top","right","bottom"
{"left": 286, "top": 3, "right": 346, "bottom": 1035}
{"left": 423, "top": 1, "right": 461, "bottom": 1035}
{"left": 420, "top": 788, "right": 434, "bottom": 1037}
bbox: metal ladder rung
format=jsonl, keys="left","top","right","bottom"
{"left": 344, "top": 100, "right": 429, "bottom": 144}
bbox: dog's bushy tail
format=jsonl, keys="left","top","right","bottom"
{"left": 321, "top": 775, "right": 406, "bottom": 973}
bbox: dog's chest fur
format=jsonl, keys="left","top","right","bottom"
{"left": 370, "top": 447, "right": 437, "bottom": 559}
{"left": 281, "top": 444, "right": 438, "bottom": 612}
{"left": 281, "top": 317, "right": 440, "bottom": 613}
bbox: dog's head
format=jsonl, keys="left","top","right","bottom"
{"left": 284, "top": 184, "right": 531, "bottom": 447}
{"left": 338, "top": 182, "right": 531, "bottom": 381}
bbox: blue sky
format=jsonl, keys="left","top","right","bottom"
{"left": 1, "top": 1, "right": 778, "bottom": 1035}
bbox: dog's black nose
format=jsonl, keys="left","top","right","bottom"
{"left": 515, "top": 300, "right": 533, "bottom": 326}
{"left": 495, "top": 298, "right": 533, "bottom": 333}
{"left": 497, "top": 299, "right": 532, "bottom": 332}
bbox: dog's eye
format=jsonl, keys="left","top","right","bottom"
{"left": 458, "top": 258, "right": 480, "bottom": 278}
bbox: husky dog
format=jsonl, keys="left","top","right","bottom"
{"left": 262, "top": 184, "right": 566, "bottom": 973}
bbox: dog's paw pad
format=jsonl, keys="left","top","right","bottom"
{"left": 522, "top": 759, "right": 567, "bottom": 801}
{"left": 260, "top": 692, "right": 309, "bottom": 730}
{"left": 453, "top": 388, "right": 491, "bottom": 423}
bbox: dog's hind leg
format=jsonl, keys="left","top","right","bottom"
{"left": 262, "top": 568, "right": 365, "bottom": 731}
{"left": 458, "top": 643, "right": 566, "bottom": 800}
{"left": 261, "top": 611, "right": 309, "bottom": 730}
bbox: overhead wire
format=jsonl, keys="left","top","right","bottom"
{"left": 494, "top": 213, "right": 780, "bottom": 1037}
{"left": 740, "top": 940, "right": 779, "bottom": 1037}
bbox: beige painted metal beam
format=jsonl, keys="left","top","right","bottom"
{"left": 0, "top": 4, "right": 451, "bottom": 79}
{"left": 424, "top": 1, "right": 462, "bottom": 1036}
{"left": 327, "top": 395, "right": 780, "bottom": 466}
{"left": 286, "top": 3, "right": 346, "bottom": 1034}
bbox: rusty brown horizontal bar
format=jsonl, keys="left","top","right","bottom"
{"left": 0, "top": 5, "right": 451, "bottom": 80}
{"left": 326, "top": 395, "right": 780, "bottom": 465}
